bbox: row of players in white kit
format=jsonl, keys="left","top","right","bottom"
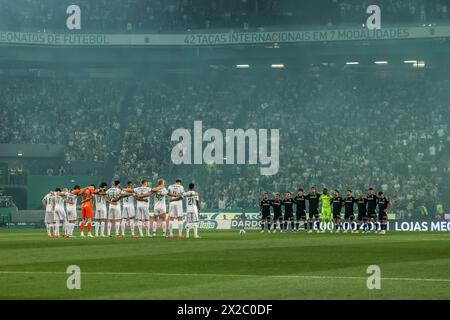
{"left": 42, "top": 179, "right": 201, "bottom": 239}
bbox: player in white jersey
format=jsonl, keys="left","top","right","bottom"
{"left": 167, "top": 179, "right": 185, "bottom": 239}
{"left": 130, "top": 179, "right": 152, "bottom": 237}
{"left": 94, "top": 182, "right": 108, "bottom": 237}
{"left": 63, "top": 186, "right": 80, "bottom": 237}
{"left": 182, "top": 183, "right": 201, "bottom": 238}
{"left": 152, "top": 179, "right": 169, "bottom": 237}
{"left": 120, "top": 181, "right": 136, "bottom": 237}
{"left": 53, "top": 188, "right": 67, "bottom": 237}
{"left": 42, "top": 191, "right": 56, "bottom": 237}
{"left": 106, "top": 180, "right": 123, "bottom": 237}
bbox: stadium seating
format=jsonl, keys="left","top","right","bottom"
{"left": 0, "top": 0, "right": 449, "bottom": 32}
{"left": 0, "top": 70, "right": 448, "bottom": 214}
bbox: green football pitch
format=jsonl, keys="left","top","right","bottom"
{"left": 0, "top": 229, "right": 449, "bottom": 300}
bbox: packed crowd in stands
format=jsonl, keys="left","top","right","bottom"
{"left": 0, "top": 69, "right": 449, "bottom": 215}
{"left": 0, "top": 0, "right": 450, "bottom": 32}
{"left": 0, "top": 77, "right": 123, "bottom": 171}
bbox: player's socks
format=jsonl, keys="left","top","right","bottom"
{"left": 144, "top": 221, "right": 149, "bottom": 236}
{"left": 130, "top": 219, "right": 135, "bottom": 236}
{"left": 80, "top": 221, "right": 85, "bottom": 234}
{"left": 267, "top": 222, "right": 272, "bottom": 231}
{"left": 178, "top": 220, "right": 183, "bottom": 237}
{"left": 162, "top": 220, "right": 167, "bottom": 236}
{"left": 115, "top": 221, "right": 120, "bottom": 236}
{"left": 261, "top": 222, "right": 265, "bottom": 231}
{"left": 169, "top": 220, "right": 174, "bottom": 236}
{"left": 152, "top": 221, "right": 157, "bottom": 234}
{"left": 193, "top": 223, "right": 198, "bottom": 237}
{"left": 137, "top": 221, "right": 143, "bottom": 236}
{"left": 54, "top": 221, "right": 60, "bottom": 237}
{"left": 87, "top": 221, "right": 92, "bottom": 233}
{"left": 107, "top": 221, "right": 112, "bottom": 236}
{"left": 95, "top": 221, "right": 100, "bottom": 236}
{"left": 121, "top": 219, "right": 126, "bottom": 236}
{"left": 46, "top": 224, "right": 51, "bottom": 236}
{"left": 100, "top": 221, "right": 105, "bottom": 236}
{"left": 186, "top": 223, "right": 190, "bottom": 237}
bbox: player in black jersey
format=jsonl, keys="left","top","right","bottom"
{"left": 293, "top": 188, "right": 307, "bottom": 232}
{"left": 282, "top": 191, "right": 295, "bottom": 232}
{"left": 271, "top": 192, "right": 283, "bottom": 232}
{"left": 366, "top": 187, "right": 378, "bottom": 232}
{"left": 343, "top": 190, "right": 356, "bottom": 233}
{"left": 332, "top": 190, "right": 344, "bottom": 232}
{"left": 305, "top": 186, "right": 320, "bottom": 233}
{"left": 377, "top": 191, "right": 391, "bottom": 234}
{"left": 356, "top": 192, "right": 368, "bottom": 232}
{"left": 260, "top": 192, "right": 272, "bottom": 233}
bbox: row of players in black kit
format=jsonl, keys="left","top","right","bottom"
{"left": 259, "top": 186, "right": 392, "bottom": 233}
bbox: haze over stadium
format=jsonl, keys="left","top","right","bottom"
{"left": 0, "top": 0, "right": 449, "bottom": 302}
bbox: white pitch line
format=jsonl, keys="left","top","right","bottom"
{"left": 0, "top": 271, "right": 449, "bottom": 283}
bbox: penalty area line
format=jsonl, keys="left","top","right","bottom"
{"left": 0, "top": 271, "right": 449, "bottom": 283}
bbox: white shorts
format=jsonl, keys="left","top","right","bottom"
{"left": 66, "top": 208, "right": 77, "bottom": 221}
{"left": 54, "top": 207, "right": 66, "bottom": 221}
{"left": 122, "top": 206, "right": 135, "bottom": 219}
{"left": 153, "top": 207, "right": 166, "bottom": 216}
{"left": 45, "top": 211, "right": 55, "bottom": 224}
{"left": 136, "top": 206, "right": 150, "bottom": 220}
{"left": 108, "top": 206, "right": 121, "bottom": 220}
{"left": 169, "top": 201, "right": 183, "bottom": 218}
{"left": 186, "top": 212, "right": 199, "bottom": 223}
{"left": 95, "top": 207, "right": 107, "bottom": 219}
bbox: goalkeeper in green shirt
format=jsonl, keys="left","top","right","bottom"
{"left": 319, "top": 188, "right": 333, "bottom": 232}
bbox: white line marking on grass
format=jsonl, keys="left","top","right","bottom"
{"left": 0, "top": 271, "right": 449, "bottom": 283}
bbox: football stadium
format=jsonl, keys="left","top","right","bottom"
{"left": 0, "top": 0, "right": 450, "bottom": 304}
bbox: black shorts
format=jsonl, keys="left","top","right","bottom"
{"left": 368, "top": 211, "right": 376, "bottom": 219}
{"left": 358, "top": 212, "right": 367, "bottom": 220}
{"left": 344, "top": 213, "right": 355, "bottom": 220}
{"left": 261, "top": 212, "right": 271, "bottom": 220}
{"left": 274, "top": 213, "right": 283, "bottom": 221}
{"left": 378, "top": 212, "right": 388, "bottom": 221}
{"left": 308, "top": 209, "right": 319, "bottom": 219}
{"left": 284, "top": 213, "right": 294, "bottom": 221}
{"left": 296, "top": 211, "right": 306, "bottom": 220}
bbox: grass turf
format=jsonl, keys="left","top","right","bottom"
{"left": 0, "top": 229, "right": 449, "bottom": 300}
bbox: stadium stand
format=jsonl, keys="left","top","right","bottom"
{"left": 0, "top": 70, "right": 448, "bottom": 215}
{"left": 0, "top": 0, "right": 449, "bottom": 32}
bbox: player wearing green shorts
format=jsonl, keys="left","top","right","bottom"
{"left": 319, "top": 188, "right": 333, "bottom": 232}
